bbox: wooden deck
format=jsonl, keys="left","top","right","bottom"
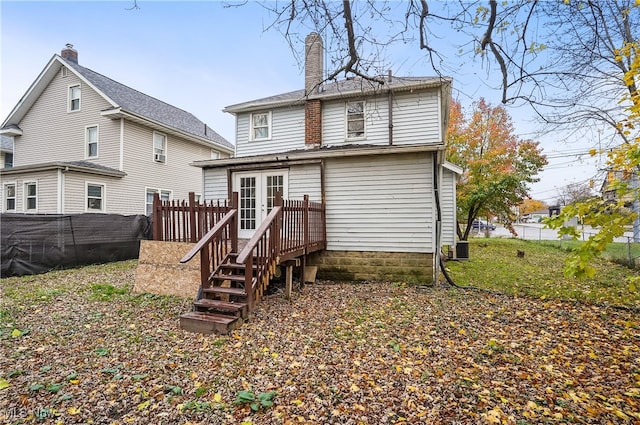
{"left": 152, "top": 192, "right": 326, "bottom": 334}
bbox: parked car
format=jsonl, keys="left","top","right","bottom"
{"left": 471, "top": 220, "right": 496, "bottom": 231}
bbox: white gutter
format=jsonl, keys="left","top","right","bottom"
{"left": 191, "top": 143, "right": 446, "bottom": 169}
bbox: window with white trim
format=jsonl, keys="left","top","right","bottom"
{"left": 250, "top": 112, "right": 271, "bottom": 141}
{"left": 145, "top": 188, "right": 172, "bottom": 215}
{"left": 346, "top": 101, "right": 365, "bottom": 139}
{"left": 69, "top": 85, "right": 81, "bottom": 111}
{"left": 86, "top": 125, "right": 98, "bottom": 158}
{"left": 86, "top": 183, "right": 105, "bottom": 212}
{"left": 153, "top": 132, "right": 166, "bottom": 163}
{"left": 4, "top": 153, "right": 13, "bottom": 168}
{"left": 4, "top": 183, "right": 16, "bottom": 211}
{"left": 25, "top": 182, "right": 37, "bottom": 211}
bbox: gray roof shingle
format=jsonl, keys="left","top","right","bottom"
{"left": 62, "top": 57, "right": 233, "bottom": 150}
{"left": 224, "top": 76, "right": 450, "bottom": 113}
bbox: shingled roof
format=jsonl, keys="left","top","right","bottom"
{"left": 61, "top": 57, "right": 233, "bottom": 150}
{"left": 223, "top": 76, "right": 451, "bottom": 114}
{"left": 1, "top": 52, "right": 233, "bottom": 152}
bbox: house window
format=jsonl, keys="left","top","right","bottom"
{"left": 211, "top": 150, "right": 219, "bottom": 159}
{"left": 4, "top": 183, "right": 16, "bottom": 211}
{"left": 69, "top": 85, "right": 81, "bottom": 111}
{"left": 145, "top": 188, "right": 172, "bottom": 215}
{"left": 86, "top": 125, "right": 98, "bottom": 158}
{"left": 25, "top": 182, "right": 37, "bottom": 211}
{"left": 86, "top": 183, "right": 104, "bottom": 212}
{"left": 250, "top": 112, "right": 271, "bottom": 141}
{"left": 4, "top": 153, "right": 13, "bottom": 168}
{"left": 153, "top": 132, "right": 166, "bottom": 163}
{"left": 346, "top": 101, "right": 365, "bottom": 139}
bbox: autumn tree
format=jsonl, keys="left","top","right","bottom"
{"left": 447, "top": 99, "right": 547, "bottom": 241}
{"left": 547, "top": 28, "right": 640, "bottom": 279}
{"left": 554, "top": 183, "right": 596, "bottom": 207}
{"left": 519, "top": 199, "right": 547, "bottom": 218}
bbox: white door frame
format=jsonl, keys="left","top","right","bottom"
{"left": 233, "top": 169, "right": 288, "bottom": 239}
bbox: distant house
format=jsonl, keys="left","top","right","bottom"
{"left": 601, "top": 169, "right": 635, "bottom": 207}
{"left": 0, "top": 44, "right": 234, "bottom": 215}
{"left": 190, "top": 33, "right": 460, "bottom": 283}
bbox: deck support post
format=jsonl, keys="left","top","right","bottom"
{"left": 283, "top": 259, "right": 300, "bottom": 300}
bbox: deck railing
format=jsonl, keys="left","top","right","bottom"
{"left": 179, "top": 197, "right": 238, "bottom": 290}
{"left": 152, "top": 192, "right": 232, "bottom": 242}
{"left": 281, "top": 195, "right": 326, "bottom": 257}
{"left": 161, "top": 192, "right": 325, "bottom": 309}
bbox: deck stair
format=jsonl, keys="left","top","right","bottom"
{"left": 180, "top": 253, "right": 251, "bottom": 334}
{"left": 160, "top": 192, "right": 325, "bottom": 335}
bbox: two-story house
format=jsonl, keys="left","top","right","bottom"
{"left": 0, "top": 44, "right": 233, "bottom": 216}
{"left": 190, "top": 33, "right": 460, "bottom": 284}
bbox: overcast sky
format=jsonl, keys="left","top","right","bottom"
{"left": 1, "top": 1, "right": 602, "bottom": 204}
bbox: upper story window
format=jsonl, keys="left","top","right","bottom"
{"left": 4, "top": 183, "right": 16, "bottom": 211}
{"left": 250, "top": 112, "right": 271, "bottom": 141}
{"left": 86, "top": 183, "right": 105, "bottom": 212}
{"left": 86, "top": 125, "right": 98, "bottom": 158}
{"left": 69, "top": 85, "right": 81, "bottom": 111}
{"left": 25, "top": 182, "right": 37, "bottom": 211}
{"left": 4, "top": 153, "right": 13, "bottom": 168}
{"left": 346, "top": 101, "right": 365, "bottom": 139}
{"left": 153, "top": 132, "right": 166, "bottom": 163}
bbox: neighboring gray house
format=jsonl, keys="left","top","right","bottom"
{"left": 191, "top": 33, "right": 460, "bottom": 284}
{"left": 0, "top": 44, "right": 233, "bottom": 215}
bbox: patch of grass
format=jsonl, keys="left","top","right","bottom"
{"left": 537, "top": 239, "right": 640, "bottom": 268}
{"left": 445, "top": 238, "right": 640, "bottom": 307}
{"left": 89, "top": 283, "right": 128, "bottom": 301}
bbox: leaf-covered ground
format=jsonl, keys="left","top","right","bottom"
{"left": 1, "top": 260, "right": 640, "bottom": 424}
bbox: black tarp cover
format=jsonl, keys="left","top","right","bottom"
{"left": 1, "top": 213, "right": 151, "bottom": 277}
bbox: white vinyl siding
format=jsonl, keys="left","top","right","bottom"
{"left": 440, "top": 167, "right": 457, "bottom": 246}
{"left": 288, "top": 163, "right": 322, "bottom": 201}
{"left": 203, "top": 168, "right": 229, "bottom": 201}
{"left": 324, "top": 152, "right": 434, "bottom": 253}
{"left": 235, "top": 108, "right": 305, "bottom": 157}
{"left": 391, "top": 90, "right": 442, "bottom": 145}
{"left": 322, "top": 89, "right": 442, "bottom": 148}
{"left": 16, "top": 71, "right": 121, "bottom": 170}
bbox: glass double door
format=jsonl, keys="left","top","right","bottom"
{"left": 233, "top": 170, "right": 288, "bottom": 239}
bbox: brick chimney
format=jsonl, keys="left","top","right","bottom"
{"left": 61, "top": 43, "right": 78, "bottom": 64}
{"left": 305, "top": 33, "right": 323, "bottom": 147}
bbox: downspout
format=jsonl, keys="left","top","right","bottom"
{"left": 119, "top": 118, "right": 124, "bottom": 171}
{"left": 57, "top": 168, "right": 65, "bottom": 213}
{"left": 433, "top": 152, "right": 442, "bottom": 284}
{"left": 388, "top": 70, "right": 393, "bottom": 146}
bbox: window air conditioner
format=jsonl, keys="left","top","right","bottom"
{"left": 154, "top": 153, "right": 166, "bottom": 163}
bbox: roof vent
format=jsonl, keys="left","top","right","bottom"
{"left": 61, "top": 43, "right": 78, "bottom": 64}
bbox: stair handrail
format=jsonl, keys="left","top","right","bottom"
{"left": 236, "top": 205, "right": 282, "bottom": 308}
{"left": 180, "top": 208, "right": 238, "bottom": 290}
{"left": 180, "top": 209, "right": 237, "bottom": 263}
